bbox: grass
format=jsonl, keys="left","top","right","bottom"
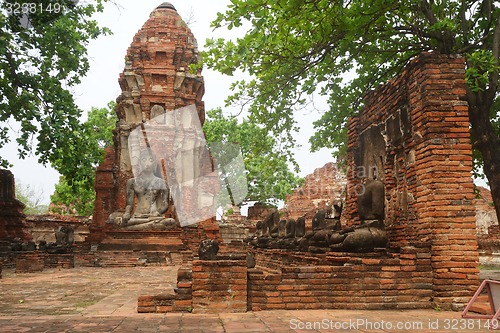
{"left": 480, "top": 265, "right": 500, "bottom": 271}
{"left": 75, "top": 299, "right": 98, "bottom": 308}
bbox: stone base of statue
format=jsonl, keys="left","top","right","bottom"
{"left": 106, "top": 212, "right": 178, "bottom": 230}
{"left": 121, "top": 217, "right": 177, "bottom": 230}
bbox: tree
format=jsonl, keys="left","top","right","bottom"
{"left": 15, "top": 182, "right": 48, "bottom": 215}
{"left": 204, "top": 108, "right": 303, "bottom": 207}
{"left": 0, "top": 0, "right": 110, "bottom": 175}
{"left": 50, "top": 102, "right": 117, "bottom": 216}
{"left": 203, "top": 0, "right": 500, "bottom": 221}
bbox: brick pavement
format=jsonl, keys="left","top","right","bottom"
{"left": 0, "top": 266, "right": 497, "bottom": 332}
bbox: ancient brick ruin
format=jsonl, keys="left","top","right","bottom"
{"left": 27, "top": 215, "right": 89, "bottom": 244}
{"left": 345, "top": 53, "right": 479, "bottom": 307}
{"left": 0, "top": 169, "right": 31, "bottom": 277}
{"left": 88, "top": 2, "right": 220, "bottom": 256}
{"left": 245, "top": 53, "right": 478, "bottom": 310}
{"left": 0, "top": 3, "right": 488, "bottom": 314}
{"left": 0, "top": 169, "right": 32, "bottom": 244}
{"left": 138, "top": 52, "right": 480, "bottom": 313}
{"left": 476, "top": 187, "right": 499, "bottom": 234}
{"left": 476, "top": 186, "right": 500, "bottom": 264}
{"left": 284, "top": 162, "right": 346, "bottom": 227}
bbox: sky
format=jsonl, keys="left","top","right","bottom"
{"left": 2, "top": 0, "right": 335, "bottom": 204}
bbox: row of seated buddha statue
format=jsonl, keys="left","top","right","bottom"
{"left": 246, "top": 179, "right": 388, "bottom": 253}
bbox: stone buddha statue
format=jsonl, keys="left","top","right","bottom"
{"left": 121, "top": 149, "right": 176, "bottom": 230}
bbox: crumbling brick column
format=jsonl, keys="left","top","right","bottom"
{"left": 409, "top": 54, "right": 478, "bottom": 308}
{"left": 0, "top": 169, "right": 32, "bottom": 242}
{"left": 346, "top": 53, "right": 479, "bottom": 310}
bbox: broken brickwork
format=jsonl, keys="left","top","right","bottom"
{"left": 138, "top": 254, "right": 248, "bottom": 314}
{"left": 247, "top": 248, "right": 432, "bottom": 310}
{"left": 137, "top": 53, "right": 480, "bottom": 314}
{"left": 247, "top": 203, "right": 274, "bottom": 221}
{"left": 475, "top": 187, "right": 498, "bottom": 235}
{"left": 345, "top": 52, "right": 479, "bottom": 309}
{"left": 283, "top": 162, "right": 346, "bottom": 229}
{"left": 475, "top": 187, "right": 500, "bottom": 255}
{"left": 15, "top": 253, "right": 74, "bottom": 273}
{"left": 191, "top": 256, "right": 248, "bottom": 313}
{"left": 0, "top": 169, "right": 32, "bottom": 242}
{"left": 244, "top": 53, "right": 479, "bottom": 311}
{"left": 26, "top": 214, "right": 89, "bottom": 244}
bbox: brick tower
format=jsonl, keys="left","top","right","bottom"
{"left": 89, "top": 3, "right": 219, "bottom": 252}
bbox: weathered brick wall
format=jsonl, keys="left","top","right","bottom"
{"left": 75, "top": 250, "right": 191, "bottom": 267}
{"left": 248, "top": 248, "right": 432, "bottom": 310}
{"left": 137, "top": 267, "right": 192, "bottom": 313}
{"left": 284, "top": 162, "right": 346, "bottom": 228}
{"left": 173, "top": 267, "right": 193, "bottom": 312}
{"left": 138, "top": 256, "right": 248, "bottom": 314}
{"left": 26, "top": 215, "right": 90, "bottom": 244}
{"left": 475, "top": 187, "right": 499, "bottom": 255}
{"left": 138, "top": 293, "right": 176, "bottom": 313}
{"left": 15, "top": 253, "right": 75, "bottom": 273}
{"left": 218, "top": 225, "right": 251, "bottom": 244}
{"left": 15, "top": 253, "right": 44, "bottom": 273}
{"left": 0, "top": 169, "right": 32, "bottom": 242}
{"left": 191, "top": 256, "right": 248, "bottom": 313}
{"left": 345, "top": 53, "right": 479, "bottom": 309}
{"left": 475, "top": 186, "right": 498, "bottom": 235}
{"left": 247, "top": 203, "right": 274, "bottom": 221}
{"left": 42, "top": 254, "right": 74, "bottom": 269}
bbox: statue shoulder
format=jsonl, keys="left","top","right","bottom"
{"left": 151, "top": 177, "right": 167, "bottom": 189}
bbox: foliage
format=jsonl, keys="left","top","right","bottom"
{"left": 202, "top": 0, "right": 500, "bottom": 160}
{"left": 50, "top": 102, "right": 117, "bottom": 216}
{"left": 15, "top": 182, "right": 48, "bottom": 215}
{"left": 204, "top": 108, "right": 303, "bottom": 206}
{"left": 0, "top": 0, "right": 111, "bottom": 171}
{"left": 50, "top": 176, "right": 94, "bottom": 216}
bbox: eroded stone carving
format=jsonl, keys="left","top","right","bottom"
{"left": 55, "top": 226, "right": 74, "bottom": 245}
{"left": 120, "top": 149, "right": 176, "bottom": 230}
{"left": 328, "top": 220, "right": 387, "bottom": 252}
{"left": 357, "top": 179, "right": 385, "bottom": 223}
{"left": 198, "top": 239, "right": 219, "bottom": 260}
{"left": 247, "top": 179, "right": 387, "bottom": 253}
{"left": 43, "top": 226, "right": 75, "bottom": 254}
{"left": 285, "top": 218, "right": 296, "bottom": 238}
{"left": 246, "top": 252, "right": 256, "bottom": 268}
{"left": 295, "top": 216, "right": 306, "bottom": 237}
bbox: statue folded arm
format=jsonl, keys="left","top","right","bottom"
{"left": 154, "top": 179, "right": 169, "bottom": 215}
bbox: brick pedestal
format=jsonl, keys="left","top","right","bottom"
{"left": 173, "top": 267, "right": 193, "bottom": 312}
{"left": 192, "top": 256, "right": 248, "bottom": 313}
{"left": 15, "top": 253, "right": 44, "bottom": 273}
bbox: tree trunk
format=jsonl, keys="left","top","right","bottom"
{"left": 468, "top": 99, "right": 500, "bottom": 224}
